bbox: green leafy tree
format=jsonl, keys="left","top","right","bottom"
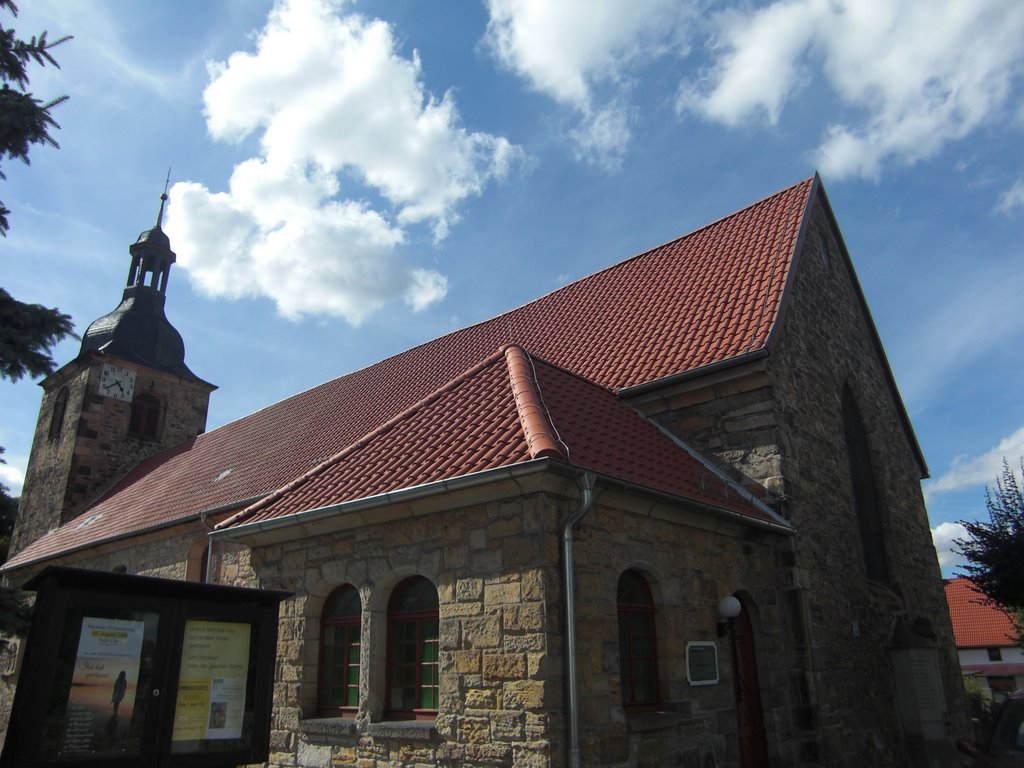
{"left": 0, "top": 0, "right": 73, "bottom": 635}
{"left": 1, "top": 0, "right": 71, "bottom": 234}
{"left": 956, "top": 459, "right": 1024, "bottom": 644}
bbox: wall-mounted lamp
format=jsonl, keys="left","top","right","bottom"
{"left": 717, "top": 595, "right": 741, "bottom": 638}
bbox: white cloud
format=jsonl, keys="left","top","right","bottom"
{"left": 679, "top": 0, "right": 1024, "bottom": 180}
{"left": 569, "top": 104, "right": 634, "bottom": 172}
{"left": 168, "top": 0, "right": 521, "bottom": 324}
{"left": 930, "top": 426, "right": 1024, "bottom": 493}
{"left": 931, "top": 521, "right": 968, "bottom": 572}
{"left": 0, "top": 462, "right": 24, "bottom": 494}
{"left": 483, "top": 0, "right": 692, "bottom": 167}
{"left": 997, "top": 178, "right": 1024, "bottom": 214}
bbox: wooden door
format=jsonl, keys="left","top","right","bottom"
{"left": 732, "top": 603, "right": 770, "bottom": 768}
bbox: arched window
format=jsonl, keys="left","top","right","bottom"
{"left": 129, "top": 393, "right": 161, "bottom": 439}
{"left": 617, "top": 570, "right": 660, "bottom": 712}
{"left": 319, "top": 585, "right": 361, "bottom": 716}
{"left": 387, "top": 576, "right": 439, "bottom": 719}
{"left": 842, "top": 386, "right": 889, "bottom": 583}
{"left": 48, "top": 387, "right": 69, "bottom": 439}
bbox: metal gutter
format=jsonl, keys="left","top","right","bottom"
{"left": 593, "top": 471, "right": 793, "bottom": 535}
{"left": 210, "top": 460, "right": 558, "bottom": 541}
{"left": 618, "top": 349, "right": 769, "bottom": 399}
{"left": 0, "top": 494, "right": 266, "bottom": 575}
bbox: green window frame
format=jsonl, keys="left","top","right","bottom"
{"left": 386, "top": 576, "right": 439, "bottom": 719}
{"left": 318, "top": 585, "right": 361, "bottom": 716}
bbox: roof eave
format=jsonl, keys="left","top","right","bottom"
{"left": 618, "top": 349, "right": 770, "bottom": 399}
{"left": 0, "top": 494, "right": 265, "bottom": 576}
{"left": 213, "top": 458, "right": 793, "bottom": 548}
{"left": 211, "top": 460, "right": 566, "bottom": 545}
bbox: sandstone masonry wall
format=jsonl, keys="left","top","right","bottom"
{"left": 630, "top": 196, "right": 966, "bottom": 766}
{"left": 250, "top": 492, "right": 560, "bottom": 768}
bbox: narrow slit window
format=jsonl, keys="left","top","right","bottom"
{"left": 617, "top": 569, "right": 661, "bottom": 712}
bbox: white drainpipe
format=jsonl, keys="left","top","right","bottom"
{"left": 562, "top": 471, "right": 596, "bottom": 768}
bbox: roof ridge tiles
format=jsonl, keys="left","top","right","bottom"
{"left": 216, "top": 346, "right": 513, "bottom": 530}
{"left": 504, "top": 345, "right": 567, "bottom": 461}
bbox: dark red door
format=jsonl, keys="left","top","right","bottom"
{"left": 732, "top": 603, "right": 770, "bottom": 768}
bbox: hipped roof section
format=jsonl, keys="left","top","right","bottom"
{"left": 220, "top": 346, "right": 783, "bottom": 529}
{"left": 5, "top": 178, "right": 813, "bottom": 569}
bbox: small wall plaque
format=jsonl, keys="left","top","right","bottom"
{"left": 686, "top": 641, "right": 719, "bottom": 686}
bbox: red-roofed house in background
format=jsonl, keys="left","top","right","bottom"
{"left": 945, "top": 577, "right": 1024, "bottom": 704}
{"left": 1, "top": 176, "right": 968, "bottom": 768}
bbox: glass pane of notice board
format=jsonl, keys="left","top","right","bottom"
{"left": 169, "top": 619, "right": 258, "bottom": 755}
{"left": 39, "top": 606, "right": 161, "bottom": 762}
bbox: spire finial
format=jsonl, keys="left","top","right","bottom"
{"left": 156, "top": 167, "right": 171, "bottom": 228}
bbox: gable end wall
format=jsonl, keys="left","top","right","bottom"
{"left": 630, "top": 196, "right": 966, "bottom": 765}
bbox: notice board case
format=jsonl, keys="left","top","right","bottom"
{"left": 1, "top": 567, "right": 291, "bottom": 768}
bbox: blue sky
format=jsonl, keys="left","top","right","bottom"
{"left": 2, "top": 0, "right": 1022, "bottom": 575}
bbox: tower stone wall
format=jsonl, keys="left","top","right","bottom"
{"left": 11, "top": 354, "right": 213, "bottom": 555}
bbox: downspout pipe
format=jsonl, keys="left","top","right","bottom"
{"left": 199, "top": 509, "right": 214, "bottom": 584}
{"left": 562, "top": 471, "right": 596, "bottom": 768}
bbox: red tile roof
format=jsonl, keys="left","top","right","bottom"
{"left": 944, "top": 577, "right": 1019, "bottom": 648}
{"left": 5, "top": 179, "right": 813, "bottom": 569}
{"left": 224, "top": 346, "right": 783, "bottom": 529}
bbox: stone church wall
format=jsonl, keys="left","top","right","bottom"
{"left": 249, "top": 492, "right": 560, "bottom": 768}
{"left": 568, "top": 497, "right": 796, "bottom": 768}
{"left": 634, "top": 199, "right": 966, "bottom": 766}
{"left": 243, "top": 478, "right": 798, "bottom": 768}
{"left": 763, "top": 204, "right": 967, "bottom": 764}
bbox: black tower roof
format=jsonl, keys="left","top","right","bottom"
{"left": 79, "top": 193, "right": 204, "bottom": 382}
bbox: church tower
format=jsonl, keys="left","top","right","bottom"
{"left": 11, "top": 194, "right": 216, "bottom": 555}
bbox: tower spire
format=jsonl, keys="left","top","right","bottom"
{"left": 156, "top": 167, "right": 171, "bottom": 228}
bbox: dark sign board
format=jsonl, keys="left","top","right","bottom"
{"left": 1, "top": 567, "right": 290, "bottom": 768}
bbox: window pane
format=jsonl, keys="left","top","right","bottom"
{"left": 420, "top": 686, "right": 437, "bottom": 709}
{"left": 324, "top": 586, "right": 361, "bottom": 619}
{"left": 389, "top": 577, "right": 438, "bottom": 613}
{"left": 617, "top": 570, "right": 653, "bottom": 606}
{"left": 618, "top": 570, "right": 660, "bottom": 708}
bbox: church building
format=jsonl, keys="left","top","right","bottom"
{"left": 2, "top": 177, "right": 966, "bottom": 767}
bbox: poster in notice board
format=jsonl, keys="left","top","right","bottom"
{"left": 171, "top": 620, "right": 251, "bottom": 744}
{"left": 61, "top": 617, "right": 145, "bottom": 757}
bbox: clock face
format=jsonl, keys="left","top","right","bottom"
{"left": 98, "top": 363, "right": 137, "bottom": 402}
